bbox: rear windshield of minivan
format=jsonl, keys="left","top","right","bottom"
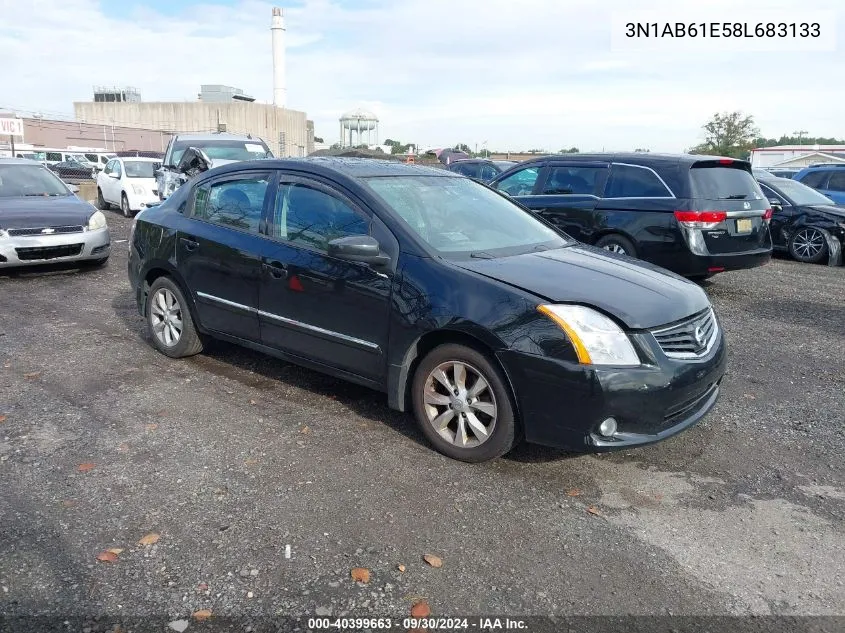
{"left": 690, "top": 162, "right": 764, "bottom": 200}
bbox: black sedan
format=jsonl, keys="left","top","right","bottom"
{"left": 48, "top": 159, "right": 95, "bottom": 182}
{"left": 447, "top": 159, "right": 517, "bottom": 183}
{"left": 128, "top": 158, "right": 726, "bottom": 462}
{"left": 756, "top": 174, "right": 845, "bottom": 264}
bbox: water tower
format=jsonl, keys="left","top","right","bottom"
{"left": 339, "top": 108, "right": 379, "bottom": 148}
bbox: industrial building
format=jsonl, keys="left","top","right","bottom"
{"left": 73, "top": 7, "right": 312, "bottom": 157}
{"left": 750, "top": 145, "right": 845, "bottom": 169}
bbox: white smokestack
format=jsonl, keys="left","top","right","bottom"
{"left": 271, "top": 7, "right": 286, "bottom": 108}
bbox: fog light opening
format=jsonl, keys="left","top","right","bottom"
{"left": 598, "top": 417, "right": 618, "bottom": 437}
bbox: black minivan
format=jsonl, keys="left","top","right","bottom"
{"left": 489, "top": 153, "right": 773, "bottom": 278}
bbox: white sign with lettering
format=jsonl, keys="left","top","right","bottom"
{"left": 0, "top": 118, "right": 24, "bottom": 137}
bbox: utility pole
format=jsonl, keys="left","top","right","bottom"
{"left": 793, "top": 130, "right": 808, "bottom": 142}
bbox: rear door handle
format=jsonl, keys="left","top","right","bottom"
{"left": 263, "top": 260, "right": 288, "bottom": 279}
{"left": 180, "top": 237, "right": 199, "bottom": 251}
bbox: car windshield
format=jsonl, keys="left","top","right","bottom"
{"left": 365, "top": 175, "right": 569, "bottom": 257}
{"left": 124, "top": 161, "right": 157, "bottom": 179}
{"left": 0, "top": 164, "right": 71, "bottom": 197}
{"left": 773, "top": 178, "right": 835, "bottom": 206}
{"left": 170, "top": 139, "right": 273, "bottom": 165}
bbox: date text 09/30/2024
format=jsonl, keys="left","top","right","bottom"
{"left": 624, "top": 22, "right": 821, "bottom": 38}
{"left": 307, "top": 617, "right": 529, "bottom": 630}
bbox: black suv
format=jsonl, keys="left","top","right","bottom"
{"left": 489, "top": 153, "right": 773, "bottom": 278}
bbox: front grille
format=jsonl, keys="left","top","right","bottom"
{"left": 664, "top": 382, "right": 718, "bottom": 422}
{"left": 15, "top": 244, "right": 84, "bottom": 261}
{"left": 651, "top": 308, "right": 718, "bottom": 359}
{"left": 7, "top": 225, "right": 85, "bottom": 237}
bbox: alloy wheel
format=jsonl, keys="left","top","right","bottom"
{"left": 602, "top": 243, "right": 627, "bottom": 255}
{"left": 792, "top": 229, "right": 825, "bottom": 260}
{"left": 422, "top": 361, "right": 497, "bottom": 448}
{"left": 121, "top": 195, "right": 130, "bottom": 217}
{"left": 150, "top": 288, "right": 183, "bottom": 347}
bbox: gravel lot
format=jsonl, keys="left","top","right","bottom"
{"left": 1, "top": 212, "right": 843, "bottom": 628}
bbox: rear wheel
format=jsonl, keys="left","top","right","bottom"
{"left": 411, "top": 344, "right": 518, "bottom": 463}
{"left": 146, "top": 277, "right": 203, "bottom": 358}
{"left": 595, "top": 234, "right": 637, "bottom": 258}
{"left": 789, "top": 228, "right": 827, "bottom": 264}
{"left": 96, "top": 188, "right": 110, "bottom": 210}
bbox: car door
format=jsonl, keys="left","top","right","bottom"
{"left": 758, "top": 182, "right": 795, "bottom": 248}
{"left": 104, "top": 160, "right": 123, "bottom": 204}
{"left": 822, "top": 170, "right": 845, "bottom": 204}
{"left": 256, "top": 174, "right": 393, "bottom": 381}
{"left": 177, "top": 170, "right": 274, "bottom": 342}
{"left": 524, "top": 162, "right": 609, "bottom": 241}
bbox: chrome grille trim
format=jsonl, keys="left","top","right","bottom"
{"left": 7, "top": 225, "right": 85, "bottom": 237}
{"left": 651, "top": 308, "right": 719, "bottom": 359}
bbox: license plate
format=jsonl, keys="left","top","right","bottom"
{"left": 736, "top": 218, "right": 753, "bottom": 233}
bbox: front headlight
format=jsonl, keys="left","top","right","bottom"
{"left": 538, "top": 304, "right": 640, "bottom": 366}
{"left": 131, "top": 184, "right": 145, "bottom": 195}
{"left": 87, "top": 210, "right": 107, "bottom": 231}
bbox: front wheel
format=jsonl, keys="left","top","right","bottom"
{"left": 789, "top": 227, "right": 827, "bottom": 264}
{"left": 595, "top": 234, "right": 637, "bottom": 258}
{"left": 96, "top": 188, "right": 110, "bottom": 210}
{"left": 411, "top": 344, "right": 518, "bottom": 462}
{"left": 146, "top": 277, "right": 203, "bottom": 358}
{"left": 121, "top": 193, "right": 134, "bottom": 218}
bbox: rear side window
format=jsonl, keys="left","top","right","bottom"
{"left": 46, "top": 152, "right": 62, "bottom": 162}
{"left": 826, "top": 171, "right": 845, "bottom": 191}
{"left": 542, "top": 166, "right": 605, "bottom": 195}
{"left": 798, "top": 171, "right": 829, "bottom": 189}
{"left": 496, "top": 167, "right": 540, "bottom": 196}
{"left": 194, "top": 175, "right": 270, "bottom": 234}
{"left": 605, "top": 164, "right": 673, "bottom": 198}
{"left": 689, "top": 164, "right": 763, "bottom": 200}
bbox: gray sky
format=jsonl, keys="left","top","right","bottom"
{"left": 1, "top": 0, "right": 842, "bottom": 151}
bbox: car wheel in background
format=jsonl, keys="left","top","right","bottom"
{"left": 96, "top": 188, "right": 110, "bottom": 210}
{"left": 595, "top": 234, "right": 637, "bottom": 258}
{"left": 121, "top": 193, "right": 133, "bottom": 218}
{"left": 411, "top": 343, "right": 518, "bottom": 462}
{"left": 145, "top": 277, "right": 203, "bottom": 358}
{"left": 789, "top": 228, "right": 827, "bottom": 264}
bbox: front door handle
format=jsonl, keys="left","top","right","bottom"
{"left": 263, "top": 261, "right": 288, "bottom": 279}
{"left": 180, "top": 237, "right": 199, "bottom": 251}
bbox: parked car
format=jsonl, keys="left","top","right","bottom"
{"left": 447, "top": 159, "right": 517, "bottom": 183}
{"left": 793, "top": 164, "right": 845, "bottom": 204}
{"left": 96, "top": 157, "right": 161, "bottom": 217}
{"left": 48, "top": 159, "right": 95, "bottom": 182}
{"left": 762, "top": 168, "right": 800, "bottom": 179}
{"left": 129, "top": 157, "right": 726, "bottom": 462}
{"left": 156, "top": 132, "right": 273, "bottom": 201}
{"left": 0, "top": 159, "right": 110, "bottom": 268}
{"left": 488, "top": 153, "right": 773, "bottom": 279}
{"left": 756, "top": 173, "right": 845, "bottom": 264}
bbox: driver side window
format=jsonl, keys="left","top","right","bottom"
{"left": 495, "top": 167, "right": 539, "bottom": 196}
{"left": 113, "top": 162, "right": 123, "bottom": 178}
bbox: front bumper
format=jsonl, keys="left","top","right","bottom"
{"left": 126, "top": 191, "right": 160, "bottom": 212}
{"left": 0, "top": 227, "right": 111, "bottom": 267}
{"left": 497, "top": 329, "right": 728, "bottom": 451}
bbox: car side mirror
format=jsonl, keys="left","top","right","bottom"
{"left": 768, "top": 198, "right": 783, "bottom": 209}
{"left": 327, "top": 235, "right": 390, "bottom": 266}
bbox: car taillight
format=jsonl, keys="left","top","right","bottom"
{"left": 762, "top": 208, "right": 772, "bottom": 222}
{"left": 674, "top": 210, "right": 727, "bottom": 229}
{"left": 718, "top": 159, "right": 733, "bottom": 165}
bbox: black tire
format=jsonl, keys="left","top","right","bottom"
{"left": 145, "top": 277, "right": 203, "bottom": 358}
{"left": 788, "top": 227, "right": 827, "bottom": 264}
{"left": 96, "top": 188, "right": 110, "bottom": 210}
{"left": 121, "top": 193, "right": 133, "bottom": 218}
{"left": 595, "top": 234, "right": 637, "bottom": 258}
{"left": 411, "top": 343, "right": 519, "bottom": 463}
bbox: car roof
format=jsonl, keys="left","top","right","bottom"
{"left": 513, "top": 152, "right": 749, "bottom": 167}
{"left": 206, "top": 156, "right": 451, "bottom": 179}
{"left": 0, "top": 157, "right": 44, "bottom": 165}
{"left": 172, "top": 132, "right": 262, "bottom": 142}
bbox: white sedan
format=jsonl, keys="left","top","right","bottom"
{"left": 96, "top": 157, "right": 160, "bottom": 217}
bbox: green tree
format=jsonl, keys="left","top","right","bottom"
{"left": 330, "top": 142, "right": 342, "bottom": 150}
{"left": 314, "top": 136, "right": 324, "bottom": 144}
{"left": 558, "top": 147, "right": 579, "bottom": 154}
{"left": 634, "top": 148, "right": 649, "bottom": 152}
{"left": 691, "top": 111, "right": 759, "bottom": 158}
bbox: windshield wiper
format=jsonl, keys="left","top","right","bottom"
{"left": 724, "top": 194, "right": 749, "bottom": 199}
{"left": 469, "top": 251, "right": 495, "bottom": 259}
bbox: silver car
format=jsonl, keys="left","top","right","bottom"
{"left": 0, "top": 159, "right": 110, "bottom": 268}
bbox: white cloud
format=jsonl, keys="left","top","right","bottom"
{"left": 0, "top": 0, "right": 843, "bottom": 151}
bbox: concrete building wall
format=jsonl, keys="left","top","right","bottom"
{"left": 74, "top": 101, "right": 308, "bottom": 157}
{"left": 18, "top": 118, "right": 173, "bottom": 152}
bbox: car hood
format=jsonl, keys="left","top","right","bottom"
{"left": 804, "top": 204, "right": 845, "bottom": 219}
{"left": 452, "top": 244, "right": 710, "bottom": 330}
{"left": 0, "top": 195, "right": 95, "bottom": 229}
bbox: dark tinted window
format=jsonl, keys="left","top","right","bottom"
{"left": 797, "top": 170, "right": 828, "bottom": 189}
{"left": 270, "top": 183, "right": 369, "bottom": 252}
{"left": 495, "top": 167, "right": 540, "bottom": 196}
{"left": 542, "top": 166, "right": 605, "bottom": 195}
{"left": 689, "top": 165, "right": 763, "bottom": 200}
{"left": 479, "top": 164, "right": 499, "bottom": 181}
{"left": 826, "top": 171, "right": 845, "bottom": 191}
{"left": 46, "top": 152, "right": 62, "bottom": 162}
{"left": 604, "top": 164, "right": 673, "bottom": 198}
{"left": 452, "top": 163, "right": 478, "bottom": 178}
{"left": 194, "top": 175, "right": 269, "bottom": 233}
